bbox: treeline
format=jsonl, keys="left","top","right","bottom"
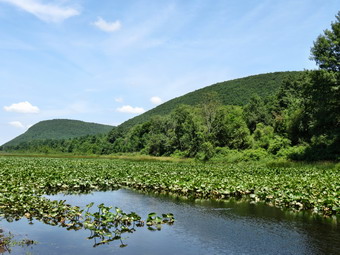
{"left": 3, "top": 70, "right": 338, "bottom": 161}
{"left": 118, "top": 71, "right": 302, "bottom": 130}
{"left": 2, "top": 12, "right": 339, "bottom": 161}
{"left": 2, "top": 119, "right": 113, "bottom": 148}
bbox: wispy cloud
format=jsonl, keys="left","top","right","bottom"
{"left": 116, "top": 105, "right": 145, "bottom": 114}
{"left": 4, "top": 101, "right": 40, "bottom": 113}
{"left": 100, "top": 4, "right": 175, "bottom": 53}
{"left": 39, "top": 101, "right": 95, "bottom": 118}
{"left": 150, "top": 96, "right": 162, "bottom": 105}
{"left": 93, "top": 17, "right": 121, "bottom": 32}
{"left": 0, "top": 0, "right": 80, "bottom": 22}
{"left": 8, "top": 121, "right": 25, "bottom": 128}
{"left": 115, "top": 97, "right": 124, "bottom": 103}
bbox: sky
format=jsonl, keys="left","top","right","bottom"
{"left": 0, "top": 0, "right": 339, "bottom": 145}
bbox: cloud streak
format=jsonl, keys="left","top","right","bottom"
{"left": 93, "top": 17, "right": 121, "bottom": 32}
{"left": 115, "top": 97, "right": 124, "bottom": 103}
{"left": 9, "top": 121, "right": 25, "bottom": 128}
{"left": 150, "top": 96, "right": 162, "bottom": 105}
{"left": 0, "top": 0, "right": 80, "bottom": 22}
{"left": 116, "top": 105, "right": 145, "bottom": 114}
{"left": 4, "top": 101, "right": 40, "bottom": 113}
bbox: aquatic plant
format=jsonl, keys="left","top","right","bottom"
{"left": 0, "top": 228, "right": 36, "bottom": 253}
{"left": 0, "top": 156, "right": 338, "bottom": 228}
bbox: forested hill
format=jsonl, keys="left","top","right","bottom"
{"left": 3, "top": 119, "right": 113, "bottom": 147}
{"left": 119, "top": 71, "right": 303, "bottom": 130}
{"left": 3, "top": 72, "right": 303, "bottom": 149}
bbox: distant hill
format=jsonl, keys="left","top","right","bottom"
{"left": 2, "top": 71, "right": 303, "bottom": 149}
{"left": 2, "top": 119, "right": 113, "bottom": 147}
{"left": 119, "top": 71, "right": 303, "bottom": 130}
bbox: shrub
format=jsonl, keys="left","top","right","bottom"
{"left": 268, "top": 135, "right": 291, "bottom": 155}
{"left": 242, "top": 148, "right": 269, "bottom": 161}
{"left": 196, "top": 142, "right": 215, "bottom": 161}
{"left": 277, "top": 145, "right": 307, "bottom": 160}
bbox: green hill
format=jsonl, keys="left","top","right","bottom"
{"left": 119, "top": 71, "right": 303, "bottom": 130}
{"left": 2, "top": 71, "right": 303, "bottom": 149}
{"left": 2, "top": 119, "right": 113, "bottom": 147}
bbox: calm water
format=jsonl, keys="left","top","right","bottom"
{"left": 1, "top": 189, "right": 339, "bottom": 255}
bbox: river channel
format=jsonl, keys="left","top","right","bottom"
{"left": 0, "top": 188, "right": 339, "bottom": 254}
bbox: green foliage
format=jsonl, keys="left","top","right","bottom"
{"left": 243, "top": 95, "right": 272, "bottom": 132}
{"left": 196, "top": 142, "right": 215, "bottom": 161}
{"left": 252, "top": 123, "right": 275, "bottom": 149}
{"left": 212, "top": 147, "right": 270, "bottom": 163}
{"left": 119, "top": 72, "right": 303, "bottom": 130}
{"left": 242, "top": 148, "right": 269, "bottom": 161}
{"left": 0, "top": 156, "right": 176, "bottom": 248}
{"left": 212, "top": 106, "right": 251, "bottom": 149}
{"left": 3, "top": 12, "right": 340, "bottom": 161}
{"left": 1, "top": 156, "right": 338, "bottom": 216}
{"left": 288, "top": 13, "right": 340, "bottom": 159}
{"left": 3, "top": 119, "right": 113, "bottom": 148}
{"left": 143, "top": 133, "right": 170, "bottom": 156}
{"left": 168, "top": 105, "right": 205, "bottom": 157}
{"left": 277, "top": 145, "right": 308, "bottom": 161}
{"left": 310, "top": 11, "right": 340, "bottom": 72}
{"left": 267, "top": 135, "right": 291, "bottom": 155}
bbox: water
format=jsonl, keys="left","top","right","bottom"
{"left": 1, "top": 189, "right": 339, "bottom": 255}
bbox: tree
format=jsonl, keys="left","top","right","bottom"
{"left": 310, "top": 11, "right": 340, "bottom": 72}
{"left": 168, "top": 105, "right": 204, "bottom": 157}
{"left": 308, "top": 12, "right": 340, "bottom": 136}
{"left": 212, "top": 106, "right": 251, "bottom": 149}
{"left": 200, "top": 92, "right": 221, "bottom": 138}
{"left": 301, "top": 12, "right": 340, "bottom": 159}
{"left": 243, "top": 95, "right": 272, "bottom": 132}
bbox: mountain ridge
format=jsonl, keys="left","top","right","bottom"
{"left": 3, "top": 119, "right": 113, "bottom": 147}
{"left": 118, "top": 71, "right": 303, "bottom": 130}
{"left": 2, "top": 71, "right": 304, "bottom": 148}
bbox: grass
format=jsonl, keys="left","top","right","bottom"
{"left": 0, "top": 152, "right": 191, "bottom": 162}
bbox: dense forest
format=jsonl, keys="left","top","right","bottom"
{"left": 2, "top": 12, "right": 339, "bottom": 161}
{"left": 2, "top": 119, "right": 113, "bottom": 147}
{"left": 119, "top": 71, "right": 302, "bottom": 130}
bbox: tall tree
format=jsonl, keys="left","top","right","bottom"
{"left": 200, "top": 92, "right": 221, "bottom": 137}
{"left": 310, "top": 12, "right": 340, "bottom": 72}
{"left": 308, "top": 12, "right": 340, "bottom": 136}
{"left": 243, "top": 95, "right": 272, "bottom": 132}
{"left": 301, "top": 12, "right": 340, "bottom": 159}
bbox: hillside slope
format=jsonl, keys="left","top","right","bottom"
{"left": 3, "top": 119, "right": 113, "bottom": 147}
{"left": 119, "top": 71, "right": 303, "bottom": 130}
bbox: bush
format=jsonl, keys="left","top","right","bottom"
{"left": 171, "top": 150, "right": 189, "bottom": 158}
{"left": 268, "top": 135, "right": 291, "bottom": 155}
{"left": 242, "top": 148, "right": 269, "bottom": 161}
{"left": 196, "top": 142, "right": 215, "bottom": 161}
{"left": 212, "top": 147, "right": 270, "bottom": 162}
{"left": 253, "top": 123, "right": 275, "bottom": 149}
{"left": 277, "top": 145, "right": 307, "bottom": 160}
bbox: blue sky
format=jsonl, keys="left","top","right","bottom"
{"left": 0, "top": 0, "right": 339, "bottom": 145}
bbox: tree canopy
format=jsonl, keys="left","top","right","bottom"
{"left": 310, "top": 11, "right": 340, "bottom": 72}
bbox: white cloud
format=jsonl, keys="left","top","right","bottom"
{"left": 150, "top": 96, "right": 163, "bottom": 105}
{"left": 4, "top": 101, "right": 40, "bottom": 113}
{"left": 0, "top": 0, "right": 80, "bottom": 23}
{"left": 93, "top": 17, "right": 121, "bottom": 32}
{"left": 115, "top": 97, "right": 124, "bottom": 103}
{"left": 116, "top": 105, "right": 145, "bottom": 114}
{"left": 9, "top": 121, "right": 25, "bottom": 129}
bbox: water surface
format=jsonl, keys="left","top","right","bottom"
{"left": 1, "top": 189, "right": 339, "bottom": 254}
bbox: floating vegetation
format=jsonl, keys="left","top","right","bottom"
{"left": 0, "top": 156, "right": 177, "bottom": 249}
{"left": 0, "top": 228, "right": 36, "bottom": 253}
{"left": 83, "top": 203, "right": 174, "bottom": 247}
{"left": 0, "top": 156, "right": 338, "bottom": 235}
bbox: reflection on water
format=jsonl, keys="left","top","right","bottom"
{"left": 1, "top": 188, "right": 339, "bottom": 255}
